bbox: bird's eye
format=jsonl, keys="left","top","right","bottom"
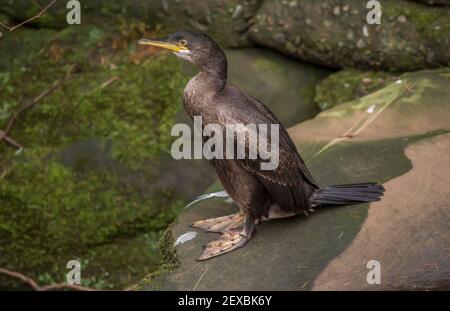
{"left": 180, "top": 39, "right": 188, "bottom": 46}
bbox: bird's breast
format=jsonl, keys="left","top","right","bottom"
{"left": 183, "top": 75, "right": 217, "bottom": 119}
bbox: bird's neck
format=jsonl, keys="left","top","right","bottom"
{"left": 196, "top": 70, "right": 226, "bottom": 91}
{"left": 196, "top": 50, "right": 228, "bottom": 88}
{"left": 200, "top": 63, "right": 227, "bottom": 83}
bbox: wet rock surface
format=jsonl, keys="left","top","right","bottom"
{"left": 139, "top": 68, "right": 450, "bottom": 290}
{"left": 250, "top": 0, "right": 450, "bottom": 70}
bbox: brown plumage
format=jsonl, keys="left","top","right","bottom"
{"left": 139, "top": 31, "right": 384, "bottom": 261}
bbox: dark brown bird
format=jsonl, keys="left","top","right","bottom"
{"left": 139, "top": 31, "right": 384, "bottom": 261}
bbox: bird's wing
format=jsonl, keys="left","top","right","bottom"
{"left": 214, "top": 87, "right": 319, "bottom": 212}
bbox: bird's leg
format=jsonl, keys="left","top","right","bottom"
{"left": 191, "top": 212, "right": 245, "bottom": 233}
{"left": 197, "top": 215, "right": 254, "bottom": 261}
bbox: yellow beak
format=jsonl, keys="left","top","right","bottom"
{"left": 138, "top": 39, "right": 188, "bottom": 53}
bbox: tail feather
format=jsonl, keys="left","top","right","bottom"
{"left": 310, "top": 182, "right": 385, "bottom": 207}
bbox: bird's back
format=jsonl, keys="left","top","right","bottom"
{"left": 185, "top": 79, "right": 319, "bottom": 214}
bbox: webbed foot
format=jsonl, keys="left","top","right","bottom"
{"left": 197, "top": 229, "right": 251, "bottom": 261}
{"left": 191, "top": 212, "right": 244, "bottom": 233}
{"left": 196, "top": 216, "right": 254, "bottom": 261}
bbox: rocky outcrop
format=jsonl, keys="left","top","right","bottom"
{"left": 148, "top": 0, "right": 263, "bottom": 47}
{"left": 314, "top": 69, "right": 397, "bottom": 110}
{"left": 0, "top": 0, "right": 262, "bottom": 48}
{"left": 250, "top": 0, "right": 450, "bottom": 70}
{"left": 138, "top": 68, "right": 450, "bottom": 290}
{"left": 2, "top": 1, "right": 450, "bottom": 64}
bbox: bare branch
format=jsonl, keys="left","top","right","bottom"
{"left": 100, "top": 76, "right": 119, "bottom": 89}
{"left": 0, "top": 267, "right": 96, "bottom": 291}
{"left": 0, "top": 267, "right": 137, "bottom": 291}
{"left": 0, "top": 130, "right": 23, "bottom": 149}
{"left": 0, "top": 0, "right": 56, "bottom": 32}
{"left": 0, "top": 267, "right": 40, "bottom": 290}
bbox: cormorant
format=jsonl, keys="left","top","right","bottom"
{"left": 139, "top": 31, "right": 384, "bottom": 261}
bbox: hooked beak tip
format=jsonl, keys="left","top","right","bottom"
{"left": 138, "top": 39, "right": 153, "bottom": 46}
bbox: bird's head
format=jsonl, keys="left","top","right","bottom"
{"left": 139, "top": 31, "right": 227, "bottom": 79}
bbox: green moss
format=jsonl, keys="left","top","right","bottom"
{"left": 0, "top": 0, "right": 153, "bottom": 30}
{"left": 0, "top": 23, "right": 189, "bottom": 167}
{"left": 0, "top": 22, "right": 189, "bottom": 289}
{"left": 0, "top": 149, "right": 184, "bottom": 289}
{"left": 383, "top": 0, "right": 450, "bottom": 42}
{"left": 135, "top": 228, "right": 179, "bottom": 291}
{"left": 315, "top": 69, "right": 397, "bottom": 110}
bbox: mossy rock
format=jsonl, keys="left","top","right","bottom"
{"left": 250, "top": 0, "right": 450, "bottom": 70}
{"left": 147, "top": 0, "right": 263, "bottom": 48}
{"left": 291, "top": 68, "right": 450, "bottom": 143}
{"left": 0, "top": 0, "right": 262, "bottom": 48}
{"left": 0, "top": 0, "right": 156, "bottom": 29}
{"left": 138, "top": 68, "right": 450, "bottom": 290}
{"left": 315, "top": 69, "right": 398, "bottom": 111}
{"left": 0, "top": 22, "right": 192, "bottom": 289}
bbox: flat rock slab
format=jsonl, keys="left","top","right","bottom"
{"left": 313, "top": 134, "right": 450, "bottom": 290}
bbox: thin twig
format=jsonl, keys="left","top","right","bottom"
{"left": 0, "top": 0, "right": 56, "bottom": 32}
{"left": 0, "top": 130, "right": 23, "bottom": 149}
{"left": 0, "top": 267, "right": 95, "bottom": 291}
{"left": 100, "top": 76, "right": 119, "bottom": 89}
{"left": 123, "top": 284, "right": 138, "bottom": 291}
{"left": 404, "top": 81, "right": 416, "bottom": 94}
{"left": 312, "top": 86, "right": 409, "bottom": 159}
{"left": 0, "top": 267, "right": 138, "bottom": 291}
{"left": 192, "top": 265, "right": 209, "bottom": 291}
{"left": 0, "top": 268, "right": 40, "bottom": 290}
